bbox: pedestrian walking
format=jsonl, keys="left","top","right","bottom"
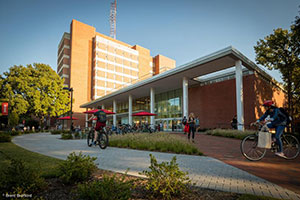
{"left": 188, "top": 113, "right": 196, "bottom": 142}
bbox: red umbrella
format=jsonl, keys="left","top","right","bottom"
{"left": 132, "top": 111, "right": 156, "bottom": 116}
{"left": 58, "top": 116, "right": 79, "bottom": 120}
{"left": 83, "top": 109, "right": 115, "bottom": 115}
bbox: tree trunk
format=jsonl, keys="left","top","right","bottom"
{"left": 287, "top": 76, "right": 293, "bottom": 133}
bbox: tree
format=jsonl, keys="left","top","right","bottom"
{"left": 254, "top": 11, "right": 300, "bottom": 131}
{"left": 8, "top": 111, "right": 19, "bottom": 128}
{"left": 291, "top": 7, "right": 300, "bottom": 120}
{"left": 0, "top": 63, "right": 69, "bottom": 127}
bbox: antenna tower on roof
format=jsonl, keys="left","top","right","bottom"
{"left": 110, "top": 0, "right": 117, "bottom": 39}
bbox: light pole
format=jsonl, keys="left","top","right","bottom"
{"left": 63, "top": 87, "right": 73, "bottom": 130}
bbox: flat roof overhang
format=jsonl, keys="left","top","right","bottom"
{"left": 81, "top": 46, "right": 276, "bottom": 109}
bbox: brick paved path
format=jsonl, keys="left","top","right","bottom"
{"left": 178, "top": 133, "right": 300, "bottom": 195}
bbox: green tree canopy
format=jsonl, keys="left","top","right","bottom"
{"left": 254, "top": 10, "right": 300, "bottom": 122}
{"left": 0, "top": 63, "right": 70, "bottom": 125}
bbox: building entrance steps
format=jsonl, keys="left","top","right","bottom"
{"left": 13, "top": 133, "right": 300, "bottom": 200}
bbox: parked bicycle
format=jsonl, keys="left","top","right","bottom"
{"left": 87, "top": 126, "right": 109, "bottom": 149}
{"left": 240, "top": 124, "right": 299, "bottom": 161}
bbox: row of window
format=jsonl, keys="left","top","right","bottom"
{"left": 96, "top": 42, "right": 138, "bottom": 60}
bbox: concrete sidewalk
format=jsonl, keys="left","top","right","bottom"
{"left": 13, "top": 133, "right": 300, "bottom": 200}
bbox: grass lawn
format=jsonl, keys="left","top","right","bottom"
{"left": 109, "top": 132, "right": 203, "bottom": 155}
{"left": 205, "top": 129, "right": 255, "bottom": 140}
{"left": 0, "top": 142, "right": 63, "bottom": 178}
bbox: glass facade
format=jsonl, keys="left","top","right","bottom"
{"left": 116, "top": 102, "right": 128, "bottom": 113}
{"left": 133, "top": 97, "right": 150, "bottom": 112}
{"left": 104, "top": 88, "right": 183, "bottom": 131}
{"left": 154, "top": 89, "right": 183, "bottom": 131}
{"left": 155, "top": 89, "right": 182, "bottom": 119}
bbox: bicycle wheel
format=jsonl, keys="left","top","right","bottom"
{"left": 241, "top": 134, "right": 266, "bottom": 161}
{"left": 87, "top": 131, "right": 94, "bottom": 147}
{"left": 98, "top": 132, "right": 109, "bottom": 149}
{"left": 282, "top": 134, "right": 300, "bottom": 160}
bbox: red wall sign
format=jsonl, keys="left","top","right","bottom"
{"left": 2, "top": 102, "right": 8, "bottom": 116}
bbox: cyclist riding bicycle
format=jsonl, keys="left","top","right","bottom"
{"left": 252, "top": 100, "right": 287, "bottom": 158}
{"left": 88, "top": 106, "right": 106, "bottom": 145}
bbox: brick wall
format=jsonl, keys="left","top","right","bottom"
{"left": 189, "top": 73, "right": 285, "bottom": 129}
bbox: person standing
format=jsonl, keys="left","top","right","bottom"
{"left": 182, "top": 116, "right": 188, "bottom": 135}
{"left": 231, "top": 115, "right": 237, "bottom": 129}
{"left": 195, "top": 116, "right": 200, "bottom": 132}
{"left": 188, "top": 113, "right": 196, "bottom": 142}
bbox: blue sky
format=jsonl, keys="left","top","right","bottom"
{"left": 0, "top": 0, "right": 299, "bottom": 82}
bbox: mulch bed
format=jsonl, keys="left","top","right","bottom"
{"left": 36, "top": 169, "right": 241, "bottom": 200}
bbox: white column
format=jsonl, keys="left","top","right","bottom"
{"left": 85, "top": 108, "right": 88, "bottom": 128}
{"left": 150, "top": 88, "right": 155, "bottom": 128}
{"left": 113, "top": 100, "right": 117, "bottom": 127}
{"left": 182, "top": 77, "right": 189, "bottom": 118}
{"left": 235, "top": 60, "right": 244, "bottom": 131}
{"left": 129, "top": 95, "right": 132, "bottom": 126}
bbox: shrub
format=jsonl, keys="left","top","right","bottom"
{"left": 74, "top": 131, "right": 81, "bottom": 139}
{"left": 51, "top": 130, "right": 61, "bottom": 135}
{"left": 76, "top": 174, "right": 133, "bottom": 200}
{"left": 10, "top": 131, "right": 22, "bottom": 136}
{"left": 0, "top": 132, "right": 11, "bottom": 142}
{"left": 141, "top": 154, "right": 191, "bottom": 200}
{"left": 61, "top": 133, "right": 73, "bottom": 139}
{"left": 0, "top": 158, "right": 46, "bottom": 194}
{"left": 206, "top": 129, "right": 254, "bottom": 140}
{"left": 58, "top": 152, "right": 97, "bottom": 184}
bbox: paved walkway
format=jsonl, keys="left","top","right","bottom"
{"left": 13, "top": 133, "right": 300, "bottom": 200}
{"left": 182, "top": 133, "right": 300, "bottom": 195}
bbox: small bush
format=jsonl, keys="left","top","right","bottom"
{"left": 0, "top": 132, "right": 11, "bottom": 142}
{"left": 58, "top": 152, "right": 97, "bottom": 184}
{"left": 74, "top": 131, "right": 81, "bottom": 139}
{"left": 51, "top": 130, "right": 61, "bottom": 135}
{"left": 61, "top": 133, "right": 73, "bottom": 139}
{"left": 141, "top": 154, "right": 191, "bottom": 200}
{"left": 0, "top": 158, "right": 46, "bottom": 194}
{"left": 10, "top": 131, "right": 22, "bottom": 136}
{"left": 76, "top": 174, "right": 133, "bottom": 200}
{"left": 206, "top": 129, "right": 254, "bottom": 140}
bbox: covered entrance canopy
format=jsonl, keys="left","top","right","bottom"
{"left": 81, "top": 46, "right": 271, "bottom": 108}
{"left": 81, "top": 46, "right": 276, "bottom": 130}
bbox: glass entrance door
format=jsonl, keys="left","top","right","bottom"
{"left": 155, "top": 118, "right": 183, "bottom": 132}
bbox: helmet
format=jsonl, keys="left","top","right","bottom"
{"left": 263, "top": 100, "right": 274, "bottom": 107}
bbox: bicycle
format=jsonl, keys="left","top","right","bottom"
{"left": 240, "top": 123, "right": 300, "bottom": 161}
{"left": 87, "top": 126, "right": 109, "bottom": 149}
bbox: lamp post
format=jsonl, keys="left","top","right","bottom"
{"left": 63, "top": 87, "right": 73, "bottom": 130}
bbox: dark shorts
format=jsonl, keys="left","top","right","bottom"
{"left": 95, "top": 121, "right": 106, "bottom": 131}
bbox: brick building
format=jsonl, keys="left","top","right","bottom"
{"left": 57, "top": 19, "right": 175, "bottom": 127}
{"left": 81, "top": 46, "right": 285, "bottom": 131}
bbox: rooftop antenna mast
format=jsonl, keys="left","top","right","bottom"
{"left": 110, "top": 0, "right": 117, "bottom": 39}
